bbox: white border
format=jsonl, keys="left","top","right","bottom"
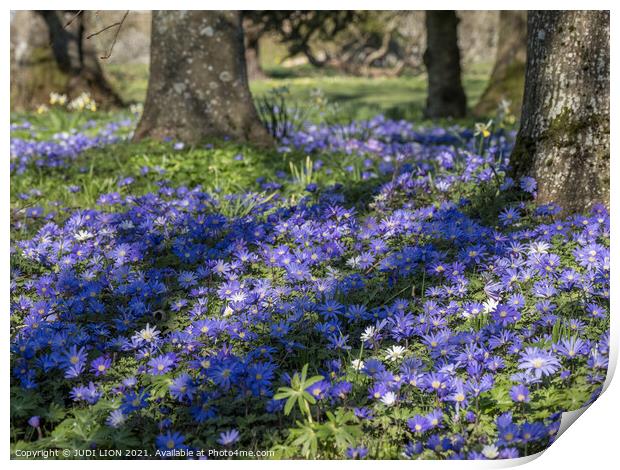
{"left": 4, "top": 3, "right": 618, "bottom": 468}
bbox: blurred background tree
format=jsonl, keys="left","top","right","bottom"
{"left": 423, "top": 11, "right": 467, "bottom": 118}
{"left": 10, "top": 10, "right": 124, "bottom": 110}
{"left": 10, "top": 10, "right": 503, "bottom": 115}
{"left": 474, "top": 11, "right": 527, "bottom": 117}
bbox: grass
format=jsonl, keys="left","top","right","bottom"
{"left": 252, "top": 62, "right": 492, "bottom": 122}
{"left": 104, "top": 61, "right": 493, "bottom": 123}
{"left": 10, "top": 126, "right": 385, "bottom": 241}
{"left": 15, "top": 58, "right": 496, "bottom": 222}
{"left": 12, "top": 57, "right": 498, "bottom": 241}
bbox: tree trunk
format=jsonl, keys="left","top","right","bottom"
{"left": 134, "top": 11, "right": 272, "bottom": 147}
{"left": 10, "top": 11, "right": 123, "bottom": 110}
{"left": 245, "top": 35, "right": 266, "bottom": 80}
{"left": 423, "top": 11, "right": 467, "bottom": 118}
{"left": 243, "top": 20, "right": 266, "bottom": 80}
{"left": 510, "top": 11, "right": 609, "bottom": 213}
{"left": 474, "top": 11, "right": 527, "bottom": 117}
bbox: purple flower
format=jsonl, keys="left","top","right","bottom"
{"left": 28, "top": 416, "right": 40, "bottom": 428}
{"left": 217, "top": 429, "right": 240, "bottom": 446}
{"left": 346, "top": 446, "right": 368, "bottom": 459}
{"left": 519, "top": 176, "right": 537, "bottom": 194}
{"left": 408, "top": 415, "right": 431, "bottom": 434}
{"left": 70, "top": 382, "right": 101, "bottom": 404}
{"left": 306, "top": 379, "right": 330, "bottom": 400}
{"left": 509, "top": 384, "right": 530, "bottom": 403}
{"left": 518, "top": 347, "right": 561, "bottom": 378}
{"left": 498, "top": 207, "right": 520, "bottom": 225}
{"left": 156, "top": 431, "right": 186, "bottom": 451}
{"left": 148, "top": 354, "right": 176, "bottom": 375}
{"left": 492, "top": 304, "right": 521, "bottom": 327}
{"left": 90, "top": 356, "right": 112, "bottom": 376}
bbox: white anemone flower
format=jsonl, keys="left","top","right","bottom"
{"left": 134, "top": 323, "right": 160, "bottom": 344}
{"left": 380, "top": 391, "right": 397, "bottom": 406}
{"left": 360, "top": 325, "right": 377, "bottom": 343}
{"left": 106, "top": 409, "right": 126, "bottom": 428}
{"left": 482, "top": 444, "right": 499, "bottom": 459}
{"left": 528, "top": 241, "right": 551, "bottom": 255}
{"left": 385, "top": 345, "right": 407, "bottom": 362}
{"left": 483, "top": 298, "right": 499, "bottom": 314}
{"left": 74, "top": 230, "right": 94, "bottom": 242}
{"left": 119, "top": 220, "right": 135, "bottom": 230}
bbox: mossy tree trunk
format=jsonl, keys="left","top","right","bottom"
{"left": 10, "top": 11, "right": 123, "bottom": 110}
{"left": 134, "top": 11, "right": 272, "bottom": 147}
{"left": 423, "top": 11, "right": 467, "bottom": 118}
{"left": 511, "top": 11, "right": 609, "bottom": 213}
{"left": 474, "top": 11, "right": 527, "bottom": 117}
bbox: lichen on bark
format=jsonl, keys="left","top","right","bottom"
{"left": 134, "top": 10, "right": 272, "bottom": 147}
{"left": 510, "top": 11, "right": 609, "bottom": 213}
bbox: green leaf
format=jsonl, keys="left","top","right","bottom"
{"left": 302, "top": 391, "right": 316, "bottom": 405}
{"left": 284, "top": 396, "right": 296, "bottom": 416}
{"left": 303, "top": 375, "right": 324, "bottom": 388}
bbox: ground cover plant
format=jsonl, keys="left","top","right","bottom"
{"left": 10, "top": 95, "right": 610, "bottom": 460}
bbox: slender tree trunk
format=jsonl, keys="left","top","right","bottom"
{"left": 423, "top": 11, "right": 467, "bottom": 118}
{"left": 134, "top": 11, "right": 272, "bottom": 147}
{"left": 243, "top": 19, "right": 266, "bottom": 81}
{"left": 245, "top": 35, "right": 266, "bottom": 80}
{"left": 510, "top": 11, "right": 609, "bottom": 213}
{"left": 10, "top": 11, "right": 122, "bottom": 110}
{"left": 474, "top": 11, "right": 527, "bottom": 117}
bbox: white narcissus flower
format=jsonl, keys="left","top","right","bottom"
{"left": 49, "top": 92, "right": 67, "bottom": 106}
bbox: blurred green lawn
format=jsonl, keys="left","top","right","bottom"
{"left": 105, "top": 61, "right": 492, "bottom": 123}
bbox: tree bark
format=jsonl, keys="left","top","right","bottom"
{"left": 510, "top": 11, "right": 609, "bottom": 213}
{"left": 423, "top": 11, "right": 467, "bottom": 118}
{"left": 134, "top": 11, "right": 272, "bottom": 147}
{"left": 474, "top": 11, "right": 527, "bottom": 117}
{"left": 10, "top": 11, "right": 123, "bottom": 110}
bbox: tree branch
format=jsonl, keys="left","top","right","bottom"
{"left": 62, "top": 10, "right": 83, "bottom": 29}
{"left": 95, "top": 10, "right": 129, "bottom": 60}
